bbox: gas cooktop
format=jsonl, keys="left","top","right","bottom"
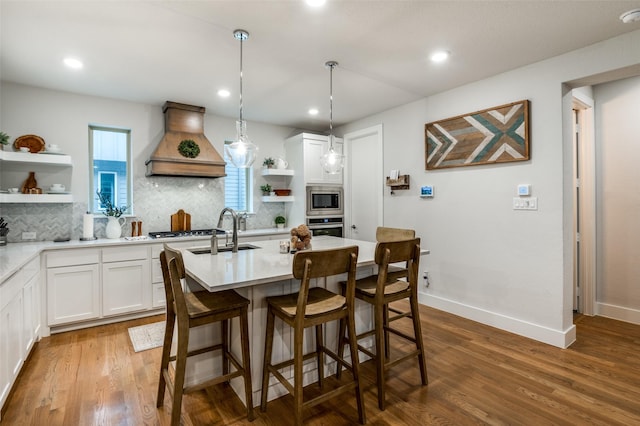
{"left": 148, "top": 228, "right": 226, "bottom": 239}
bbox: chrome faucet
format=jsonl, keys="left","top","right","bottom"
{"left": 216, "top": 207, "right": 239, "bottom": 253}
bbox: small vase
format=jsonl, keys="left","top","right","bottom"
{"left": 105, "top": 216, "right": 126, "bottom": 239}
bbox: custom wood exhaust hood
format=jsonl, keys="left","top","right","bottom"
{"left": 145, "top": 101, "right": 226, "bottom": 177}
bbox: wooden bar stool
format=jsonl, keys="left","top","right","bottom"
{"left": 260, "top": 246, "right": 366, "bottom": 425}
{"left": 338, "top": 237, "right": 427, "bottom": 411}
{"left": 157, "top": 244, "right": 254, "bottom": 426}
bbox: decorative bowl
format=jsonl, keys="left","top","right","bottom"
{"left": 274, "top": 189, "right": 291, "bottom": 196}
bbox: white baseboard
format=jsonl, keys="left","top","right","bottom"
{"left": 419, "top": 293, "right": 576, "bottom": 348}
{"left": 596, "top": 302, "right": 640, "bottom": 325}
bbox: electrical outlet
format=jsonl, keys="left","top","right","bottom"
{"left": 22, "top": 231, "right": 36, "bottom": 240}
{"left": 423, "top": 270, "right": 430, "bottom": 287}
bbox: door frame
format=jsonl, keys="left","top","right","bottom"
{"left": 572, "top": 91, "right": 596, "bottom": 316}
{"left": 343, "top": 124, "right": 384, "bottom": 239}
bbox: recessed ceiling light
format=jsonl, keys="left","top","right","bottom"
{"left": 620, "top": 8, "right": 640, "bottom": 23}
{"left": 63, "top": 57, "right": 83, "bottom": 69}
{"left": 217, "top": 89, "right": 230, "bottom": 98}
{"left": 308, "top": 108, "right": 319, "bottom": 116}
{"left": 306, "top": 0, "right": 326, "bottom": 7}
{"left": 430, "top": 50, "right": 450, "bottom": 63}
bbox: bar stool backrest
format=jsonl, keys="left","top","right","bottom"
{"left": 376, "top": 226, "right": 415, "bottom": 242}
{"left": 292, "top": 246, "right": 359, "bottom": 317}
{"left": 374, "top": 238, "right": 421, "bottom": 289}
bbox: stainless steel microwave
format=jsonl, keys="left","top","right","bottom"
{"left": 306, "top": 186, "right": 343, "bottom": 216}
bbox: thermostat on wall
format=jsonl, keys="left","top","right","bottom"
{"left": 421, "top": 185, "right": 434, "bottom": 198}
{"left": 517, "top": 184, "right": 531, "bottom": 196}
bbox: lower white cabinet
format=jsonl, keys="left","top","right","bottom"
{"left": 47, "top": 263, "right": 100, "bottom": 325}
{"left": 0, "top": 256, "right": 40, "bottom": 413}
{"left": 102, "top": 259, "right": 151, "bottom": 317}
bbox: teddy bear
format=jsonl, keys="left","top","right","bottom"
{"left": 290, "top": 224, "right": 312, "bottom": 251}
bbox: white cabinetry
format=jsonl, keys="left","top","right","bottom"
{"left": 0, "top": 256, "right": 41, "bottom": 413}
{"left": 285, "top": 133, "right": 343, "bottom": 186}
{"left": 46, "top": 250, "right": 100, "bottom": 325}
{"left": 284, "top": 133, "right": 343, "bottom": 226}
{"left": 102, "top": 246, "right": 151, "bottom": 317}
{"left": 0, "top": 150, "right": 73, "bottom": 203}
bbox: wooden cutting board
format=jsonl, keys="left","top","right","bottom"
{"left": 170, "top": 209, "right": 191, "bottom": 232}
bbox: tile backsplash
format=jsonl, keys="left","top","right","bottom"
{"left": 0, "top": 175, "right": 285, "bottom": 242}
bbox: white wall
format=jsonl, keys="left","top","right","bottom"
{"left": 337, "top": 29, "right": 640, "bottom": 348}
{"left": 593, "top": 75, "right": 640, "bottom": 323}
{"left": 0, "top": 82, "right": 295, "bottom": 238}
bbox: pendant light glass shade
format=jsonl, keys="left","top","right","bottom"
{"left": 320, "top": 61, "right": 345, "bottom": 174}
{"left": 226, "top": 29, "right": 258, "bottom": 168}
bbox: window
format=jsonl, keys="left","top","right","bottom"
{"left": 224, "top": 140, "right": 252, "bottom": 212}
{"left": 89, "top": 125, "right": 131, "bottom": 214}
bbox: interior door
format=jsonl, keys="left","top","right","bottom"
{"left": 344, "top": 125, "right": 383, "bottom": 242}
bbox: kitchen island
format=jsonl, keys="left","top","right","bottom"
{"left": 170, "top": 236, "right": 381, "bottom": 407}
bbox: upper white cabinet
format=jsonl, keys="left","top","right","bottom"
{"left": 284, "top": 133, "right": 343, "bottom": 186}
{"left": 0, "top": 150, "right": 73, "bottom": 203}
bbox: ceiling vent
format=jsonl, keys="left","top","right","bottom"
{"left": 145, "top": 101, "right": 226, "bottom": 178}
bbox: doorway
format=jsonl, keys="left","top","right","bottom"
{"left": 343, "top": 125, "right": 383, "bottom": 242}
{"left": 572, "top": 90, "right": 596, "bottom": 316}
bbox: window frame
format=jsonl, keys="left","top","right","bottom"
{"left": 223, "top": 140, "right": 253, "bottom": 213}
{"left": 89, "top": 125, "right": 133, "bottom": 215}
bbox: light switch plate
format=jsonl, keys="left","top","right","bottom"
{"left": 513, "top": 197, "right": 538, "bottom": 210}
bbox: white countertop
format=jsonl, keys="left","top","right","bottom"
{"left": 0, "top": 228, "right": 289, "bottom": 283}
{"left": 177, "top": 236, "right": 379, "bottom": 292}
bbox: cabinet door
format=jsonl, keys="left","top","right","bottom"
{"left": 22, "top": 273, "right": 39, "bottom": 355}
{"left": 47, "top": 264, "right": 100, "bottom": 325}
{"left": 102, "top": 260, "right": 151, "bottom": 317}
{"left": 303, "top": 139, "right": 327, "bottom": 184}
{"left": 0, "top": 291, "right": 23, "bottom": 405}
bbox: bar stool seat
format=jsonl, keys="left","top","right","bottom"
{"left": 157, "top": 244, "right": 254, "bottom": 426}
{"left": 338, "top": 237, "right": 428, "bottom": 411}
{"left": 261, "top": 246, "right": 366, "bottom": 426}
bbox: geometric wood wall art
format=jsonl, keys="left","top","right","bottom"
{"left": 425, "top": 100, "right": 530, "bottom": 170}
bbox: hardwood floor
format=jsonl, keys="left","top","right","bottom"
{"left": 3, "top": 303, "right": 640, "bottom": 425}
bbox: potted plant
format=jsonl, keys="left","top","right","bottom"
{"left": 275, "top": 215, "right": 286, "bottom": 229}
{"left": 260, "top": 183, "right": 272, "bottom": 196}
{"left": 0, "top": 131, "right": 9, "bottom": 150}
{"left": 263, "top": 157, "right": 275, "bottom": 168}
{"left": 97, "top": 191, "right": 129, "bottom": 239}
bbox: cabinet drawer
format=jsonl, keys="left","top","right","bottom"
{"left": 47, "top": 249, "right": 100, "bottom": 268}
{"left": 102, "top": 246, "right": 149, "bottom": 263}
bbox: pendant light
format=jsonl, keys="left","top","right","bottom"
{"left": 225, "top": 29, "right": 258, "bottom": 168}
{"left": 320, "top": 60, "right": 345, "bottom": 174}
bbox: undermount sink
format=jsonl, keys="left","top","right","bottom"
{"left": 188, "top": 244, "right": 260, "bottom": 255}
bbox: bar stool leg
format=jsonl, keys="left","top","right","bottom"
{"left": 293, "top": 324, "right": 305, "bottom": 426}
{"left": 374, "top": 303, "right": 386, "bottom": 411}
{"left": 316, "top": 324, "right": 324, "bottom": 389}
{"left": 410, "top": 294, "right": 428, "bottom": 385}
{"left": 221, "top": 319, "right": 229, "bottom": 379}
{"left": 240, "top": 306, "right": 255, "bottom": 420}
{"left": 260, "top": 306, "right": 275, "bottom": 411}
{"left": 347, "top": 308, "right": 366, "bottom": 424}
{"left": 157, "top": 313, "right": 175, "bottom": 407}
{"left": 171, "top": 323, "right": 190, "bottom": 426}
{"left": 383, "top": 304, "right": 391, "bottom": 359}
{"left": 335, "top": 317, "right": 347, "bottom": 380}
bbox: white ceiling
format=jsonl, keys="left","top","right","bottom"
{"left": 1, "top": 1, "right": 639, "bottom": 131}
